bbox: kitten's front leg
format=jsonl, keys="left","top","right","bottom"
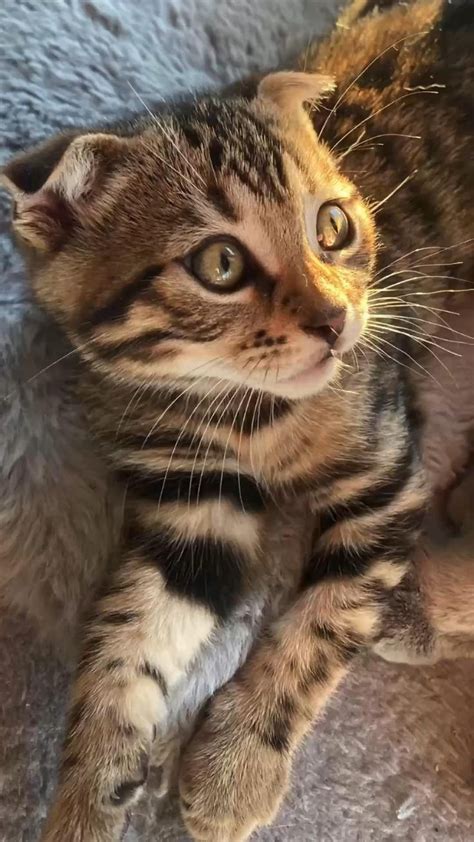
{"left": 39, "top": 426, "right": 266, "bottom": 841}
{"left": 180, "top": 491, "right": 427, "bottom": 841}
{"left": 179, "top": 577, "right": 367, "bottom": 842}
{"left": 41, "top": 548, "right": 218, "bottom": 841}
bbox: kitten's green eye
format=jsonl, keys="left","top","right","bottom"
{"left": 190, "top": 239, "right": 245, "bottom": 291}
{"left": 317, "top": 203, "right": 351, "bottom": 251}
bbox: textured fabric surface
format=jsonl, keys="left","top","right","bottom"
{"left": 0, "top": 1, "right": 473, "bottom": 840}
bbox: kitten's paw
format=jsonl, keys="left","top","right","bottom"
{"left": 178, "top": 685, "right": 290, "bottom": 841}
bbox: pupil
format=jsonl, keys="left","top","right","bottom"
{"left": 221, "top": 251, "right": 231, "bottom": 274}
{"left": 330, "top": 214, "right": 338, "bottom": 234}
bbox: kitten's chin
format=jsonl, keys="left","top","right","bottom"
{"left": 262, "top": 354, "right": 340, "bottom": 399}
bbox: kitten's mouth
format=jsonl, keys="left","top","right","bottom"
{"left": 267, "top": 350, "right": 339, "bottom": 398}
{"left": 277, "top": 351, "right": 336, "bottom": 384}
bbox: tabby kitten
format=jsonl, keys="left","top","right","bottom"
{"left": 2, "top": 0, "right": 473, "bottom": 840}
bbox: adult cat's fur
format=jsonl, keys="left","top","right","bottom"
{"left": 2, "top": 1, "right": 473, "bottom": 840}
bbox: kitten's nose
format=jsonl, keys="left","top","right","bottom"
{"left": 302, "top": 307, "right": 346, "bottom": 347}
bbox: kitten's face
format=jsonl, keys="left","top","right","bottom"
{"left": 4, "top": 74, "right": 377, "bottom": 400}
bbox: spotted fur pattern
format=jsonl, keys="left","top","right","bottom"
{"left": 2, "top": 0, "right": 473, "bottom": 840}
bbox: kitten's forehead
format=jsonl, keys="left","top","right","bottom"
{"left": 121, "top": 94, "right": 362, "bottom": 270}
{"left": 141, "top": 96, "right": 288, "bottom": 204}
{"left": 138, "top": 93, "right": 353, "bottom": 218}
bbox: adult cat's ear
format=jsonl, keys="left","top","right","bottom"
{"left": 1, "top": 132, "right": 129, "bottom": 251}
{"left": 258, "top": 71, "right": 335, "bottom": 114}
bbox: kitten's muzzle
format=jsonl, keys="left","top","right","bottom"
{"left": 301, "top": 307, "right": 346, "bottom": 348}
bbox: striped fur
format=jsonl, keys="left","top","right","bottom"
{"left": 2, "top": 0, "right": 473, "bottom": 840}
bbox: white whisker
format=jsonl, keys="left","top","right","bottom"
{"left": 372, "top": 170, "right": 418, "bottom": 213}
{"left": 319, "top": 30, "right": 428, "bottom": 141}
{"left": 367, "top": 327, "right": 451, "bottom": 383}
{"left": 141, "top": 357, "right": 221, "bottom": 448}
{"left": 364, "top": 330, "right": 443, "bottom": 387}
{"left": 374, "top": 238, "right": 474, "bottom": 279}
{"left": 115, "top": 378, "right": 154, "bottom": 440}
{"left": 1, "top": 340, "right": 92, "bottom": 404}
{"left": 368, "top": 312, "right": 474, "bottom": 343}
{"left": 155, "top": 376, "right": 225, "bottom": 512}
{"left": 376, "top": 271, "right": 474, "bottom": 294}
{"left": 185, "top": 379, "right": 233, "bottom": 511}
{"left": 369, "top": 321, "right": 462, "bottom": 357}
{"left": 217, "top": 383, "right": 255, "bottom": 515}
{"left": 195, "top": 383, "right": 241, "bottom": 506}
{"left": 127, "top": 81, "right": 206, "bottom": 189}
{"left": 330, "top": 89, "right": 439, "bottom": 154}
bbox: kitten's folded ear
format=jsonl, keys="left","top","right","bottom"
{"left": 1, "top": 132, "right": 130, "bottom": 251}
{"left": 257, "top": 71, "right": 335, "bottom": 115}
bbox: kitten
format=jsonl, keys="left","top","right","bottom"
{"left": 2, "top": 0, "right": 473, "bottom": 840}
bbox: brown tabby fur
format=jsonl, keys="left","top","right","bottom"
{"left": 2, "top": 0, "right": 473, "bottom": 840}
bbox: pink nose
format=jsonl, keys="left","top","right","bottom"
{"left": 302, "top": 307, "right": 346, "bottom": 347}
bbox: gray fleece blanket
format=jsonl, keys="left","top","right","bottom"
{"left": 0, "top": 1, "right": 473, "bottom": 840}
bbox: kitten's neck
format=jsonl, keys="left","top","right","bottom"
{"left": 79, "top": 354, "right": 377, "bottom": 492}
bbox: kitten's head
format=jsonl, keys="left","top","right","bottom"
{"left": 2, "top": 72, "right": 376, "bottom": 400}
